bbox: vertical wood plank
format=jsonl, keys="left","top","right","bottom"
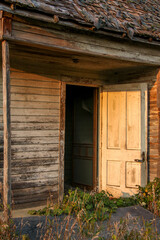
{"left": 59, "top": 82, "right": 66, "bottom": 202}
{"left": 157, "top": 71, "right": 160, "bottom": 178}
{"left": 2, "top": 40, "right": 11, "bottom": 222}
{"left": 158, "top": 108, "right": 160, "bottom": 178}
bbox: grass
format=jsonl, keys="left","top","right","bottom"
{"left": 0, "top": 178, "right": 160, "bottom": 239}
{"left": 28, "top": 189, "right": 137, "bottom": 221}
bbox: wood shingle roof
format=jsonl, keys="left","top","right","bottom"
{"left": 3, "top": 0, "right": 160, "bottom": 41}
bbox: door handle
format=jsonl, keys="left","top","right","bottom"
{"left": 134, "top": 152, "right": 145, "bottom": 163}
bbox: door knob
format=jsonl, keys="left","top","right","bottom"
{"left": 134, "top": 152, "right": 145, "bottom": 163}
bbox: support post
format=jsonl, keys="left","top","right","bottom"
{"left": 2, "top": 40, "right": 11, "bottom": 222}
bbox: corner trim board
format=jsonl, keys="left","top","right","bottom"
{"left": 2, "top": 40, "right": 11, "bottom": 222}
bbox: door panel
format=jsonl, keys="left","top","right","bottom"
{"left": 127, "top": 91, "right": 141, "bottom": 150}
{"left": 101, "top": 83, "right": 147, "bottom": 197}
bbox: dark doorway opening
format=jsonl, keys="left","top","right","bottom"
{"left": 64, "top": 85, "right": 97, "bottom": 191}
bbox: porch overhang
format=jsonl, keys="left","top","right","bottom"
{"left": 0, "top": 10, "right": 160, "bottom": 67}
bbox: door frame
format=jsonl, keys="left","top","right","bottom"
{"left": 98, "top": 83, "right": 148, "bottom": 193}
{"left": 59, "top": 81, "right": 99, "bottom": 201}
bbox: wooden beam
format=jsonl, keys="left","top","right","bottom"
{"left": 2, "top": 17, "right": 12, "bottom": 37}
{"left": 2, "top": 40, "right": 11, "bottom": 222}
{"left": 1, "top": 20, "right": 160, "bottom": 66}
{"left": 59, "top": 82, "right": 66, "bottom": 202}
{"left": 0, "top": 14, "right": 12, "bottom": 40}
{"left": 0, "top": 11, "right": 2, "bottom": 40}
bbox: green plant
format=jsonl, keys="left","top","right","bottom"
{"left": 136, "top": 178, "right": 160, "bottom": 216}
{"left": 28, "top": 189, "right": 137, "bottom": 220}
{"left": 28, "top": 188, "right": 137, "bottom": 237}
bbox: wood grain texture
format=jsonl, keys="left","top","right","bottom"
{"left": 8, "top": 69, "right": 61, "bottom": 207}
{"left": 101, "top": 84, "right": 147, "bottom": 197}
{"left": 0, "top": 49, "right": 3, "bottom": 199}
{"left": 0, "top": 19, "right": 2, "bottom": 39}
{"left": 2, "top": 0, "right": 160, "bottom": 46}
{"left": 2, "top": 40, "right": 11, "bottom": 221}
{"left": 2, "top": 17, "right": 12, "bottom": 37}
{"left": 59, "top": 82, "right": 66, "bottom": 203}
{"left": 8, "top": 21, "right": 160, "bottom": 65}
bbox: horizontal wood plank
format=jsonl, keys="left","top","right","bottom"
{"left": 11, "top": 79, "right": 60, "bottom": 88}
{"left": 12, "top": 178, "right": 58, "bottom": 189}
{"left": 11, "top": 158, "right": 59, "bottom": 168}
{"left": 11, "top": 171, "right": 59, "bottom": 181}
{"left": 11, "top": 130, "right": 59, "bottom": 137}
{"left": 11, "top": 122, "right": 60, "bottom": 130}
{"left": 11, "top": 70, "right": 60, "bottom": 82}
{"left": 0, "top": 108, "right": 60, "bottom": 116}
{"left": 11, "top": 137, "right": 59, "bottom": 145}
{"left": 12, "top": 164, "right": 59, "bottom": 175}
{"left": 13, "top": 185, "right": 58, "bottom": 197}
{"left": 10, "top": 116, "right": 60, "bottom": 123}
{"left": 12, "top": 150, "right": 59, "bottom": 160}
{"left": 11, "top": 86, "right": 60, "bottom": 96}
{"left": 11, "top": 101, "right": 60, "bottom": 109}
{"left": 13, "top": 191, "right": 58, "bottom": 205}
{"left": 11, "top": 93, "right": 60, "bottom": 102}
{"left": 11, "top": 144, "right": 59, "bottom": 152}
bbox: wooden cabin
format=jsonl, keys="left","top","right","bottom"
{"left": 0, "top": 0, "right": 160, "bottom": 210}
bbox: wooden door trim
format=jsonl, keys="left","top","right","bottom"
{"left": 59, "top": 82, "right": 66, "bottom": 203}
{"left": 63, "top": 79, "right": 100, "bottom": 88}
{"left": 144, "top": 84, "right": 148, "bottom": 185}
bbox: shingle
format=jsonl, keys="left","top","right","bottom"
{"left": 4, "top": 0, "right": 160, "bottom": 41}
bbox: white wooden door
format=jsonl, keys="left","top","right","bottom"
{"left": 100, "top": 83, "right": 148, "bottom": 197}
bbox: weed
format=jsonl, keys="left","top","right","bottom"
{"left": 136, "top": 178, "right": 160, "bottom": 216}
{"left": 1, "top": 179, "right": 160, "bottom": 239}
{"left": 28, "top": 188, "right": 137, "bottom": 220}
{"left": 28, "top": 188, "right": 137, "bottom": 238}
{"left": 108, "top": 214, "right": 160, "bottom": 240}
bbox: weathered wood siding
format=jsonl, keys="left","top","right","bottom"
{"left": 8, "top": 20, "right": 160, "bottom": 66}
{"left": 10, "top": 69, "right": 60, "bottom": 207}
{"left": 148, "top": 76, "right": 160, "bottom": 181}
{"left": 0, "top": 68, "right": 3, "bottom": 191}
